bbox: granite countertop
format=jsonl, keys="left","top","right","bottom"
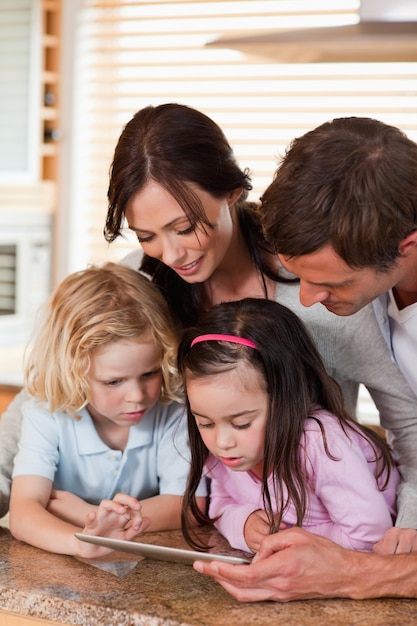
{"left": 0, "top": 527, "right": 416, "bottom": 626}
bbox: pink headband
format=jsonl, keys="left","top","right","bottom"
{"left": 190, "top": 333, "right": 257, "bottom": 349}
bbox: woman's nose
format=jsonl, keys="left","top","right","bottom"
{"left": 160, "top": 237, "right": 186, "bottom": 267}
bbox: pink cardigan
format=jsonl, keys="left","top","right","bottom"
{"left": 206, "top": 409, "right": 400, "bottom": 553}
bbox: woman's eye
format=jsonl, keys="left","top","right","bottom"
{"left": 177, "top": 224, "right": 196, "bottom": 236}
{"left": 136, "top": 234, "right": 154, "bottom": 244}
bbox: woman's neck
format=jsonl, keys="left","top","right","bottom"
{"left": 203, "top": 225, "right": 278, "bottom": 306}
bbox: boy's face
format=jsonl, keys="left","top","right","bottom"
{"left": 86, "top": 338, "right": 163, "bottom": 430}
{"left": 278, "top": 244, "right": 403, "bottom": 316}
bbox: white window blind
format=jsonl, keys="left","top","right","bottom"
{"left": 68, "top": 0, "right": 417, "bottom": 271}
{"left": 0, "top": 0, "right": 39, "bottom": 181}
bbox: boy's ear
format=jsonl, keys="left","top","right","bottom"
{"left": 398, "top": 230, "right": 417, "bottom": 256}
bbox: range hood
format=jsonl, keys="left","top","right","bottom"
{"left": 206, "top": 0, "right": 417, "bottom": 62}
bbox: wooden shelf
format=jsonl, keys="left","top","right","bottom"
{"left": 39, "top": 0, "right": 61, "bottom": 183}
{"left": 0, "top": 386, "right": 21, "bottom": 415}
{"left": 40, "top": 144, "right": 58, "bottom": 157}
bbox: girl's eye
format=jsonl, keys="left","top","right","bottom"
{"left": 233, "top": 423, "right": 251, "bottom": 430}
{"left": 196, "top": 421, "right": 214, "bottom": 430}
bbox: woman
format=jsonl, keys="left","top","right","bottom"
{"left": 105, "top": 102, "right": 284, "bottom": 328}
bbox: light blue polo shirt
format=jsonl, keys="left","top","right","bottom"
{"left": 13, "top": 398, "right": 206, "bottom": 502}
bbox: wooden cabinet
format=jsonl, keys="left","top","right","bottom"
{"left": 0, "top": 385, "right": 20, "bottom": 415}
{"left": 39, "top": 0, "right": 61, "bottom": 182}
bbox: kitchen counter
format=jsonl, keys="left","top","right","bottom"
{"left": 0, "top": 527, "right": 416, "bottom": 625}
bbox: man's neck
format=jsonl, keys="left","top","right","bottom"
{"left": 392, "top": 286, "right": 417, "bottom": 310}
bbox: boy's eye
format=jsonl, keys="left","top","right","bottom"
{"left": 105, "top": 379, "right": 122, "bottom": 387}
{"left": 142, "top": 368, "right": 162, "bottom": 379}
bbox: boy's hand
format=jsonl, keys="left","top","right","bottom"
{"left": 76, "top": 493, "right": 151, "bottom": 558}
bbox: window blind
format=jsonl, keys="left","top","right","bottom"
{"left": 68, "top": 0, "right": 417, "bottom": 270}
{"left": 0, "top": 0, "right": 38, "bottom": 180}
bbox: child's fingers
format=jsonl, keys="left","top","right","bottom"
{"left": 127, "top": 509, "right": 150, "bottom": 533}
{"left": 112, "top": 493, "right": 142, "bottom": 510}
{"left": 96, "top": 499, "right": 145, "bottom": 529}
{"left": 85, "top": 510, "right": 97, "bottom": 524}
{"left": 96, "top": 498, "right": 127, "bottom": 516}
{"left": 98, "top": 497, "right": 140, "bottom": 518}
{"left": 126, "top": 515, "right": 151, "bottom": 537}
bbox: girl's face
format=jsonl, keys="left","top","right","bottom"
{"left": 186, "top": 364, "right": 268, "bottom": 479}
{"left": 86, "top": 337, "right": 163, "bottom": 428}
{"left": 125, "top": 180, "right": 240, "bottom": 283}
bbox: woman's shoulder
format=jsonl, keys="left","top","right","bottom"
{"left": 120, "top": 248, "right": 143, "bottom": 269}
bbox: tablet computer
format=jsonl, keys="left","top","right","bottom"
{"left": 75, "top": 533, "right": 251, "bottom": 566}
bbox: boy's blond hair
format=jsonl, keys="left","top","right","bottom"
{"left": 25, "top": 262, "right": 182, "bottom": 418}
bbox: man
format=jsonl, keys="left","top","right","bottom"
{"left": 193, "top": 116, "right": 417, "bottom": 601}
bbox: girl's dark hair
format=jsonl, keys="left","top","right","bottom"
{"left": 178, "top": 298, "right": 395, "bottom": 550}
{"left": 105, "top": 103, "right": 284, "bottom": 328}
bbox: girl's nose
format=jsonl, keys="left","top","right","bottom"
{"left": 215, "top": 427, "right": 235, "bottom": 451}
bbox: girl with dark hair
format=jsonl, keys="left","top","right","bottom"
{"left": 178, "top": 298, "right": 399, "bottom": 555}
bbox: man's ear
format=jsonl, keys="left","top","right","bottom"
{"left": 398, "top": 231, "right": 417, "bottom": 256}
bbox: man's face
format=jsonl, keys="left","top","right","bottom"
{"left": 278, "top": 244, "right": 401, "bottom": 316}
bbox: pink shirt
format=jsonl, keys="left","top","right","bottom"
{"left": 206, "top": 409, "right": 400, "bottom": 553}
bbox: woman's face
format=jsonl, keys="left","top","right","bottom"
{"left": 125, "top": 180, "right": 240, "bottom": 283}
